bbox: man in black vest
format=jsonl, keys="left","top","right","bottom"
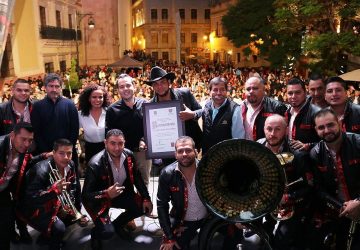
{"left": 202, "top": 77, "right": 245, "bottom": 155}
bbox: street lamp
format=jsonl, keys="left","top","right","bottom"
{"left": 75, "top": 11, "right": 95, "bottom": 71}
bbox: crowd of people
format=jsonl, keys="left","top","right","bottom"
{"left": 0, "top": 61, "right": 360, "bottom": 250}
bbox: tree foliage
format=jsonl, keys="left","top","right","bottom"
{"left": 68, "top": 58, "right": 81, "bottom": 90}
{"left": 221, "top": 0, "right": 360, "bottom": 73}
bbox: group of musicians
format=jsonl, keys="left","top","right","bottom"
{"left": 0, "top": 68, "right": 360, "bottom": 250}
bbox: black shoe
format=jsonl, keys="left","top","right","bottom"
{"left": 19, "top": 228, "right": 33, "bottom": 244}
{"left": 91, "top": 238, "right": 103, "bottom": 250}
{"left": 115, "top": 226, "right": 133, "bottom": 241}
{"left": 11, "top": 231, "right": 21, "bottom": 244}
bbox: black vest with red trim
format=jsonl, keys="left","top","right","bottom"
{"left": 242, "top": 96, "right": 288, "bottom": 141}
{"left": 310, "top": 132, "right": 360, "bottom": 201}
{"left": 285, "top": 97, "right": 320, "bottom": 144}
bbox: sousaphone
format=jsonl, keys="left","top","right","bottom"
{"left": 196, "top": 139, "right": 285, "bottom": 223}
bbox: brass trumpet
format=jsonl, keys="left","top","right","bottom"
{"left": 48, "top": 162, "right": 83, "bottom": 222}
{"left": 271, "top": 152, "right": 303, "bottom": 221}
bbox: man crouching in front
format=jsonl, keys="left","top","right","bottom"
{"left": 82, "top": 129, "right": 153, "bottom": 250}
{"left": 157, "top": 136, "right": 208, "bottom": 250}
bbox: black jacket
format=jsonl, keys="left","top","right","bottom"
{"left": 285, "top": 97, "right": 321, "bottom": 146}
{"left": 17, "top": 158, "right": 80, "bottom": 235}
{"left": 82, "top": 148, "right": 150, "bottom": 221}
{"left": 151, "top": 88, "right": 203, "bottom": 150}
{"left": 202, "top": 99, "right": 238, "bottom": 154}
{"left": 0, "top": 134, "right": 43, "bottom": 201}
{"left": 242, "top": 96, "right": 288, "bottom": 141}
{"left": 310, "top": 133, "right": 360, "bottom": 202}
{"left": 106, "top": 97, "right": 147, "bottom": 151}
{"left": 0, "top": 99, "right": 33, "bottom": 136}
{"left": 257, "top": 138, "right": 313, "bottom": 208}
{"left": 342, "top": 101, "right": 360, "bottom": 134}
{"left": 157, "top": 161, "right": 204, "bottom": 241}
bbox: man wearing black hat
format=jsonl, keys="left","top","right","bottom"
{"left": 145, "top": 66, "right": 203, "bottom": 153}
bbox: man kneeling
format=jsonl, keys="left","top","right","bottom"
{"left": 157, "top": 136, "right": 208, "bottom": 250}
{"left": 82, "top": 129, "right": 153, "bottom": 250}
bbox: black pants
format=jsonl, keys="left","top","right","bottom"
{"left": 91, "top": 192, "right": 143, "bottom": 240}
{"left": 0, "top": 192, "right": 13, "bottom": 250}
{"left": 171, "top": 218, "right": 204, "bottom": 250}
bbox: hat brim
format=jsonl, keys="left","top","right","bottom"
{"left": 145, "top": 72, "right": 175, "bottom": 86}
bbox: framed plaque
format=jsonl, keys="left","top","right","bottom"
{"left": 142, "top": 100, "right": 185, "bottom": 159}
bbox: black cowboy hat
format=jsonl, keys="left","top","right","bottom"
{"left": 145, "top": 66, "right": 175, "bottom": 86}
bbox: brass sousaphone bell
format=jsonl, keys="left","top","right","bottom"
{"left": 196, "top": 139, "right": 286, "bottom": 222}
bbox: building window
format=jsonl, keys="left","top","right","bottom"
{"left": 162, "top": 33, "right": 168, "bottom": 44}
{"left": 56, "top": 10, "right": 61, "bottom": 27}
{"left": 205, "top": 9, "right": 210, "bottom": 20}
{"left": 59, "top": 60, "right": 66, "bottom": 72}
{"left": 151, "top": 33, "right": 158, "bottom": 44}
{"left": 44, "top": 62, "right": 54, "bottom": 73}
{"left": 151, "top": 51, "right": 158, "bottom": 60}
{"left": 68, "top": 14, "right": 73, "bottom": 29}
{"left": 162, "top": 52, "right": 169, "bottom": 60}
{"left": 179, "top": 9, "right": 185, "bottom": 19}
{"left": 181, "top": 33, "right": 185, "bottom": 43}
{"left": 39, "top": 6, "right": 46, "bottom": 26}
{"left": 191, "top": 33, "right": 197, "bottom": 43}
{"left": 237, "top": 52, "right": 241, "bottom": 63}
{"left": 151, "top": 9, "right": 157, "bottom": 20}
{"left": 191, "top": 9, "right": 197, "bottom": 20}
{"left": 161, "top": 9, "right": 168, "bottom": 20}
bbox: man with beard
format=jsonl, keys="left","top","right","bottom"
{"left": 325, "top": 76, "right": 360, "bottom": 134}
{"left": 308, "top": 73, "right": 328, "bottom": 109}
{"left": 242, "top": 76, "right": 288, "bottom": 141}
{"left": 285, "top": 78, "right": 320, "bottom": 151}
{"left": 257, "top": 115, "right": 313, "bottom": 249}
{"left": 145, "top": 66, "right": 202, "bottom": 153}
{"left": 157, "top": 136, "right": 207, "bottom": 250}
{"left": 82, "top": 129, "right": 152, "bottom": 250}
{"left": 201, "top": 77, "right": 245, "bottom": 155}
{"left": 0, "top": 78, "right": 34, "bottom": 243}
{"left": 0, "top": 78, "right": 32, "bottom": 135}
{"left": 310, "top": 108, "right": 360, "bottom": 249}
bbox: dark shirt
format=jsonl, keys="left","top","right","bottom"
{"left": 31, "top": 96, "right": 79, "bottom": 154}
{"left": 106, "top": 97, "right": 147, "bottom": 151}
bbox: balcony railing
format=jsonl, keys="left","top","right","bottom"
{"left": 39, "top": 25, "right": 82, "bottom": 40}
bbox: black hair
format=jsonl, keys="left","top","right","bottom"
{"left": 314, "top": 108, "right": 338, "bottom": 121}
{"left": 12, "top": 78, "right": 30, "bottom": 89}
{"left": 309, "top": 72, "right": 324, "bottom": 82}
{"left": 208, "top": 77, "right": 228, "bottom": 90}
{"left": 53, "top": 138, "right": 72, "bottom": 151}
{"left": 287, "top": 77, "right": 306, "bottom": 91}
{"left": 13, "top": 122, "right": 33, "bottom": 134}
{"left": 325, "top": 76, "right": 347, "bottom": 90}
{"left": 175, "top": 136, "right": 195, "bottom": 150}
{"left": 78, "top": 84, "right": 110, "bottom": 116}
{"left": 106, "top": 129, "right": 125, "bottom": 139}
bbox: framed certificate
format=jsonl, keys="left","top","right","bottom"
{"left": 142, "top": 100, "right": 185, "bottom": 159}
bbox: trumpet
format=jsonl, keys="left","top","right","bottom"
{"left": 48, "top": 162, "right": 83, "bottom": 222}
{"left": 271, "top": 152, "right": 301, "bottom": 221}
